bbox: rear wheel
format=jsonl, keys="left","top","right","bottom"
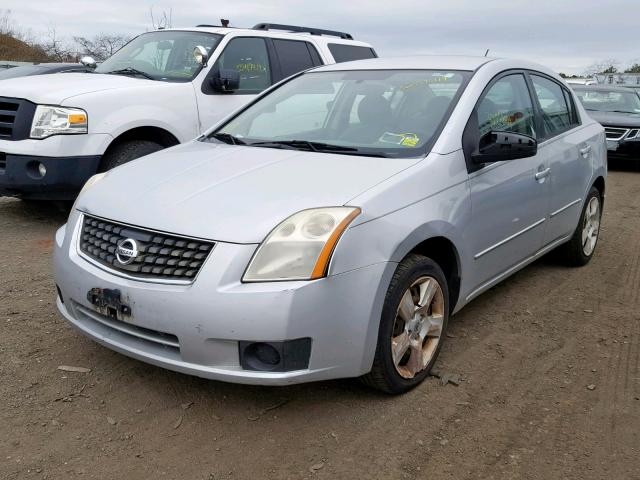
{"left": 99, "top": 140, "right": 164, "bottom": 172}
{"left": 362, "top": 254, "right": 449, "bottom": 394}
{"left": 560, "top": 186, "right": 602, "bottom": 266}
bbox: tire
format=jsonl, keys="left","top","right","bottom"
{"left": 362, "top": 254, "right": 450, "bottom": 394}
{"left": 559, "top": 186, "right": 602, "bottom": 267}
{"left": 99, "top": 140, "right": 164, "bottom": 172}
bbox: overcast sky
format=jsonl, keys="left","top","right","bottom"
{"left": 2, "top": 0, "right": 635, "bottom": 74}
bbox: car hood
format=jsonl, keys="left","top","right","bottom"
{"left": 77, "top": 141, "right": 417, "bottom": 244}
{"left": 587, "top": 110, "right": 640, "bottom": 128}
{"left": 0, "top": 72, "right": 155, "bottom": 104}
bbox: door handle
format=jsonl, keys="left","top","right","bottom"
{"left": 535, "top": 167, "right": 551, "bottom": 181}
{"left": 580, "top": 145, "right": 591, "bottom": 158}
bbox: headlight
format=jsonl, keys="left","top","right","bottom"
{"left": 30, "top": 105, "right": 88, "bottom": 139}
{"left": 243, "top": 207, "right": 361, "bottom": 282}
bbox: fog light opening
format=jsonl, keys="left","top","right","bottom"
{"left": 243, "top": 342, "right": 282, "bottom": 371}
{"left": 26, "top": 160, "right": 47, "bottom": 179}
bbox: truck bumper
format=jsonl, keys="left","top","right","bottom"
{"left": 0, "top": 153, "right": 102, "bottom": 200}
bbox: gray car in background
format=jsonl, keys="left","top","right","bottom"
{"left": 0, "top": 63, "right": 91, "bottom": 80}
{"left": 54, "top": 56, "right": 606, "bottom": 394}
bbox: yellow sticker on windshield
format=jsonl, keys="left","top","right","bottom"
{"left": 380, "top": 132, "right": 420, "bottom": 147}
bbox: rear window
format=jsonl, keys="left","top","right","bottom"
{"left": 328, "top": 44, "right": 377, "bottom": 63}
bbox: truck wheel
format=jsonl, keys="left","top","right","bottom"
{"left": 99, "top": 140, "right": 164, "bottom": 172}
{"left": 361, "top": 254, "right": 449, "bottom": 394}
{"left": 559, "top": 187, "right": 602, "bottom": 267}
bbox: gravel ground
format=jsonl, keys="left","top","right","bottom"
{"left": 1, "top": 161, "right": 639, "bottom": 480}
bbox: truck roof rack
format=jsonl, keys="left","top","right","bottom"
{"left": 252, "top": 23, "right": 353, "bottom": 40}
{"left": 197, "top": 19, "right": 232, "bottom": 28}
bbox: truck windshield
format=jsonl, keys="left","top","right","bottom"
{"left": 96, "top": 31, "right": 221, "bottom": 82}
{"left": 208, "top": 69, "right": 470, "bottom": 158}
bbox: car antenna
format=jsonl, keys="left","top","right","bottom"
{"left": 221, "top": 19, "right": 230, "bottom": 28}
{"left": 484, "top": 49, "right": 490, "bottom": 57}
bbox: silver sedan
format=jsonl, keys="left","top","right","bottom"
{"left": 54, "top": 56, "right": 606, "bottom": 394}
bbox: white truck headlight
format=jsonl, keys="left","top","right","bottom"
{"left": 243, "top": 207, "right": 361, "bottom": 282}
{"left": 30, "top": 105, "right": 88, "bottom": 139}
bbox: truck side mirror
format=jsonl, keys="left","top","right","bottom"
{"left": 212, "top": 69, "right": 240, "bottom": 93}
{"left": 193, "top": 46, "right": 209, "bottom": 67}
{"left": 80, "top": 56, "right": 97, "bottom": 69}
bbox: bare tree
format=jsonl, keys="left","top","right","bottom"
{"left": 585, "top": 58, "right": 620, "bottom": 76}
{"left": 73, "top": 34, "right": 130, "bottom": 61}
{"left": 149, "top": 6, "right": 172, "bottom": 30}
{"left": 41, "top": 27, "right": 73, "bottom": 61}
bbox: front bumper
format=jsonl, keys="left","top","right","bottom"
{"left": 54, "top": 214, "right": 392, "bottom": 385}
{"left": 607, "top": 138, "right": 640, "bottom": 159}
{"left": 0, "top": 153, "right": 101, "bottom": 199}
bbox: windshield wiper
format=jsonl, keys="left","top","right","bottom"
{"left": 249, "top": 140, "right": 359, "bottom": 152}
{"left": 210, "top": 132, "right": 246, "bottom": 145}
{"left": 105, "top": 67, "right": 154, "bottom": 80}
{"left": 610, "top": 110, "right": 637, "bottom": 114}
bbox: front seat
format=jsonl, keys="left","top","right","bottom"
{"left": 342, "top": 94, "right": 392, "bottom": 144}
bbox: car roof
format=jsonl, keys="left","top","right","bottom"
{"left": 159, "top": 26, "right": 372, "bottom": 47}
{"left": 309, "top": 55, "right": 554, "bottom": 74}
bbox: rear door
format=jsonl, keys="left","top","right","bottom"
{"left": 464, "top": 72, "right": 550, "bottom": 292}
{"left": 528, "top": 73, "right": 593, "bottom": 245}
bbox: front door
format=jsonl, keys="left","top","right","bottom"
{"left": 194, "top": 36, "right": 274, "bottom": 133}
{"left": 464, "top": 73, "right": 550, "bottom": 294}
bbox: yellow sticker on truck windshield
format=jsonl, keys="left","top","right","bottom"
{"left": 379, "top": 132, "right": 420, "bottom": 147}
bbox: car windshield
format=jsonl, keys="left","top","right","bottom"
{"left": 96, "top": 31, "right": 221, "bottom": 82}
{"left": 208, "top": 69, "right": 470, "bottom": 158}
{"left": 574, "top": 88, "right": 640, "bottom": 114}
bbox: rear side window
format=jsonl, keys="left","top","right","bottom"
{"left": 530, "top": 75, "right": 577, "bottom": 138}
{"left": 477, "top": 74, "right": 536, "bottom": 138}
{"left": 328, "top": 44, "right": 377, "bottom": 63}
{"left": 273, "top": 39, "right": 322, "bottom": 78}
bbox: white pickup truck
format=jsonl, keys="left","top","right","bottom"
{"left": 0, "top": 22, "right": 376, "bottom": 199}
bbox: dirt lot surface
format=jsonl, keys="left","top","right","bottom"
{"left": 1, "top": 163, "right": 639, "bottom": 480}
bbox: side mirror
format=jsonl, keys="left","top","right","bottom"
{"left": 193, "top": 46, "right": 209, "bottom": 67}
{"left": 472, "top": 131, "right": 537, "bottom": 164}
{"left": 212, "top": 69, "right": 240, "bottom": 93}
{"left": 80, "top": 56, "right": 97, "bottom": 69}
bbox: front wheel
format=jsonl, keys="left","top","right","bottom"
{"left": 560, "top": 186, "right": 602, "bottom": 266}
{"left": 362, "top": 254, "right": 449, "bottom": 394}
{"left": 99, "top": 140, "right": 164, "bottom": 172}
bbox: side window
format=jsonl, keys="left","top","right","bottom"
{"left": 215, "top": 37, "right": 271, "bottom": 93}
{"left": 530, "top": 75, "right": 574, "bottom": 138}
{"left": 477, "top": 74, "right": 536, "bottom": 138}
{"left": 273, "top": 39, "right": 322, "bottom": 78}
{"left": 328, "top": 44, "right": 377, "bottom": 63}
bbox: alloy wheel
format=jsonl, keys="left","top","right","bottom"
{"left": 391, "top": 276, "right": 445, "bottom": 379}
{"left": 582, "top": 196, "right": 600, "bottom": 256}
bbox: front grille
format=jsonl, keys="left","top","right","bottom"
{"left": 0, "top": 97, "right": 35, "bottom": 140}
{"left": 79, "top": 215, "right": 215, "bottom": 282}
{"left": 605, "top": 127, "right": 630, "bottom": 141}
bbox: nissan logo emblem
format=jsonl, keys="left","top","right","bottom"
{"left": 116, "top": 238, "right": 139, "bottom": 265}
